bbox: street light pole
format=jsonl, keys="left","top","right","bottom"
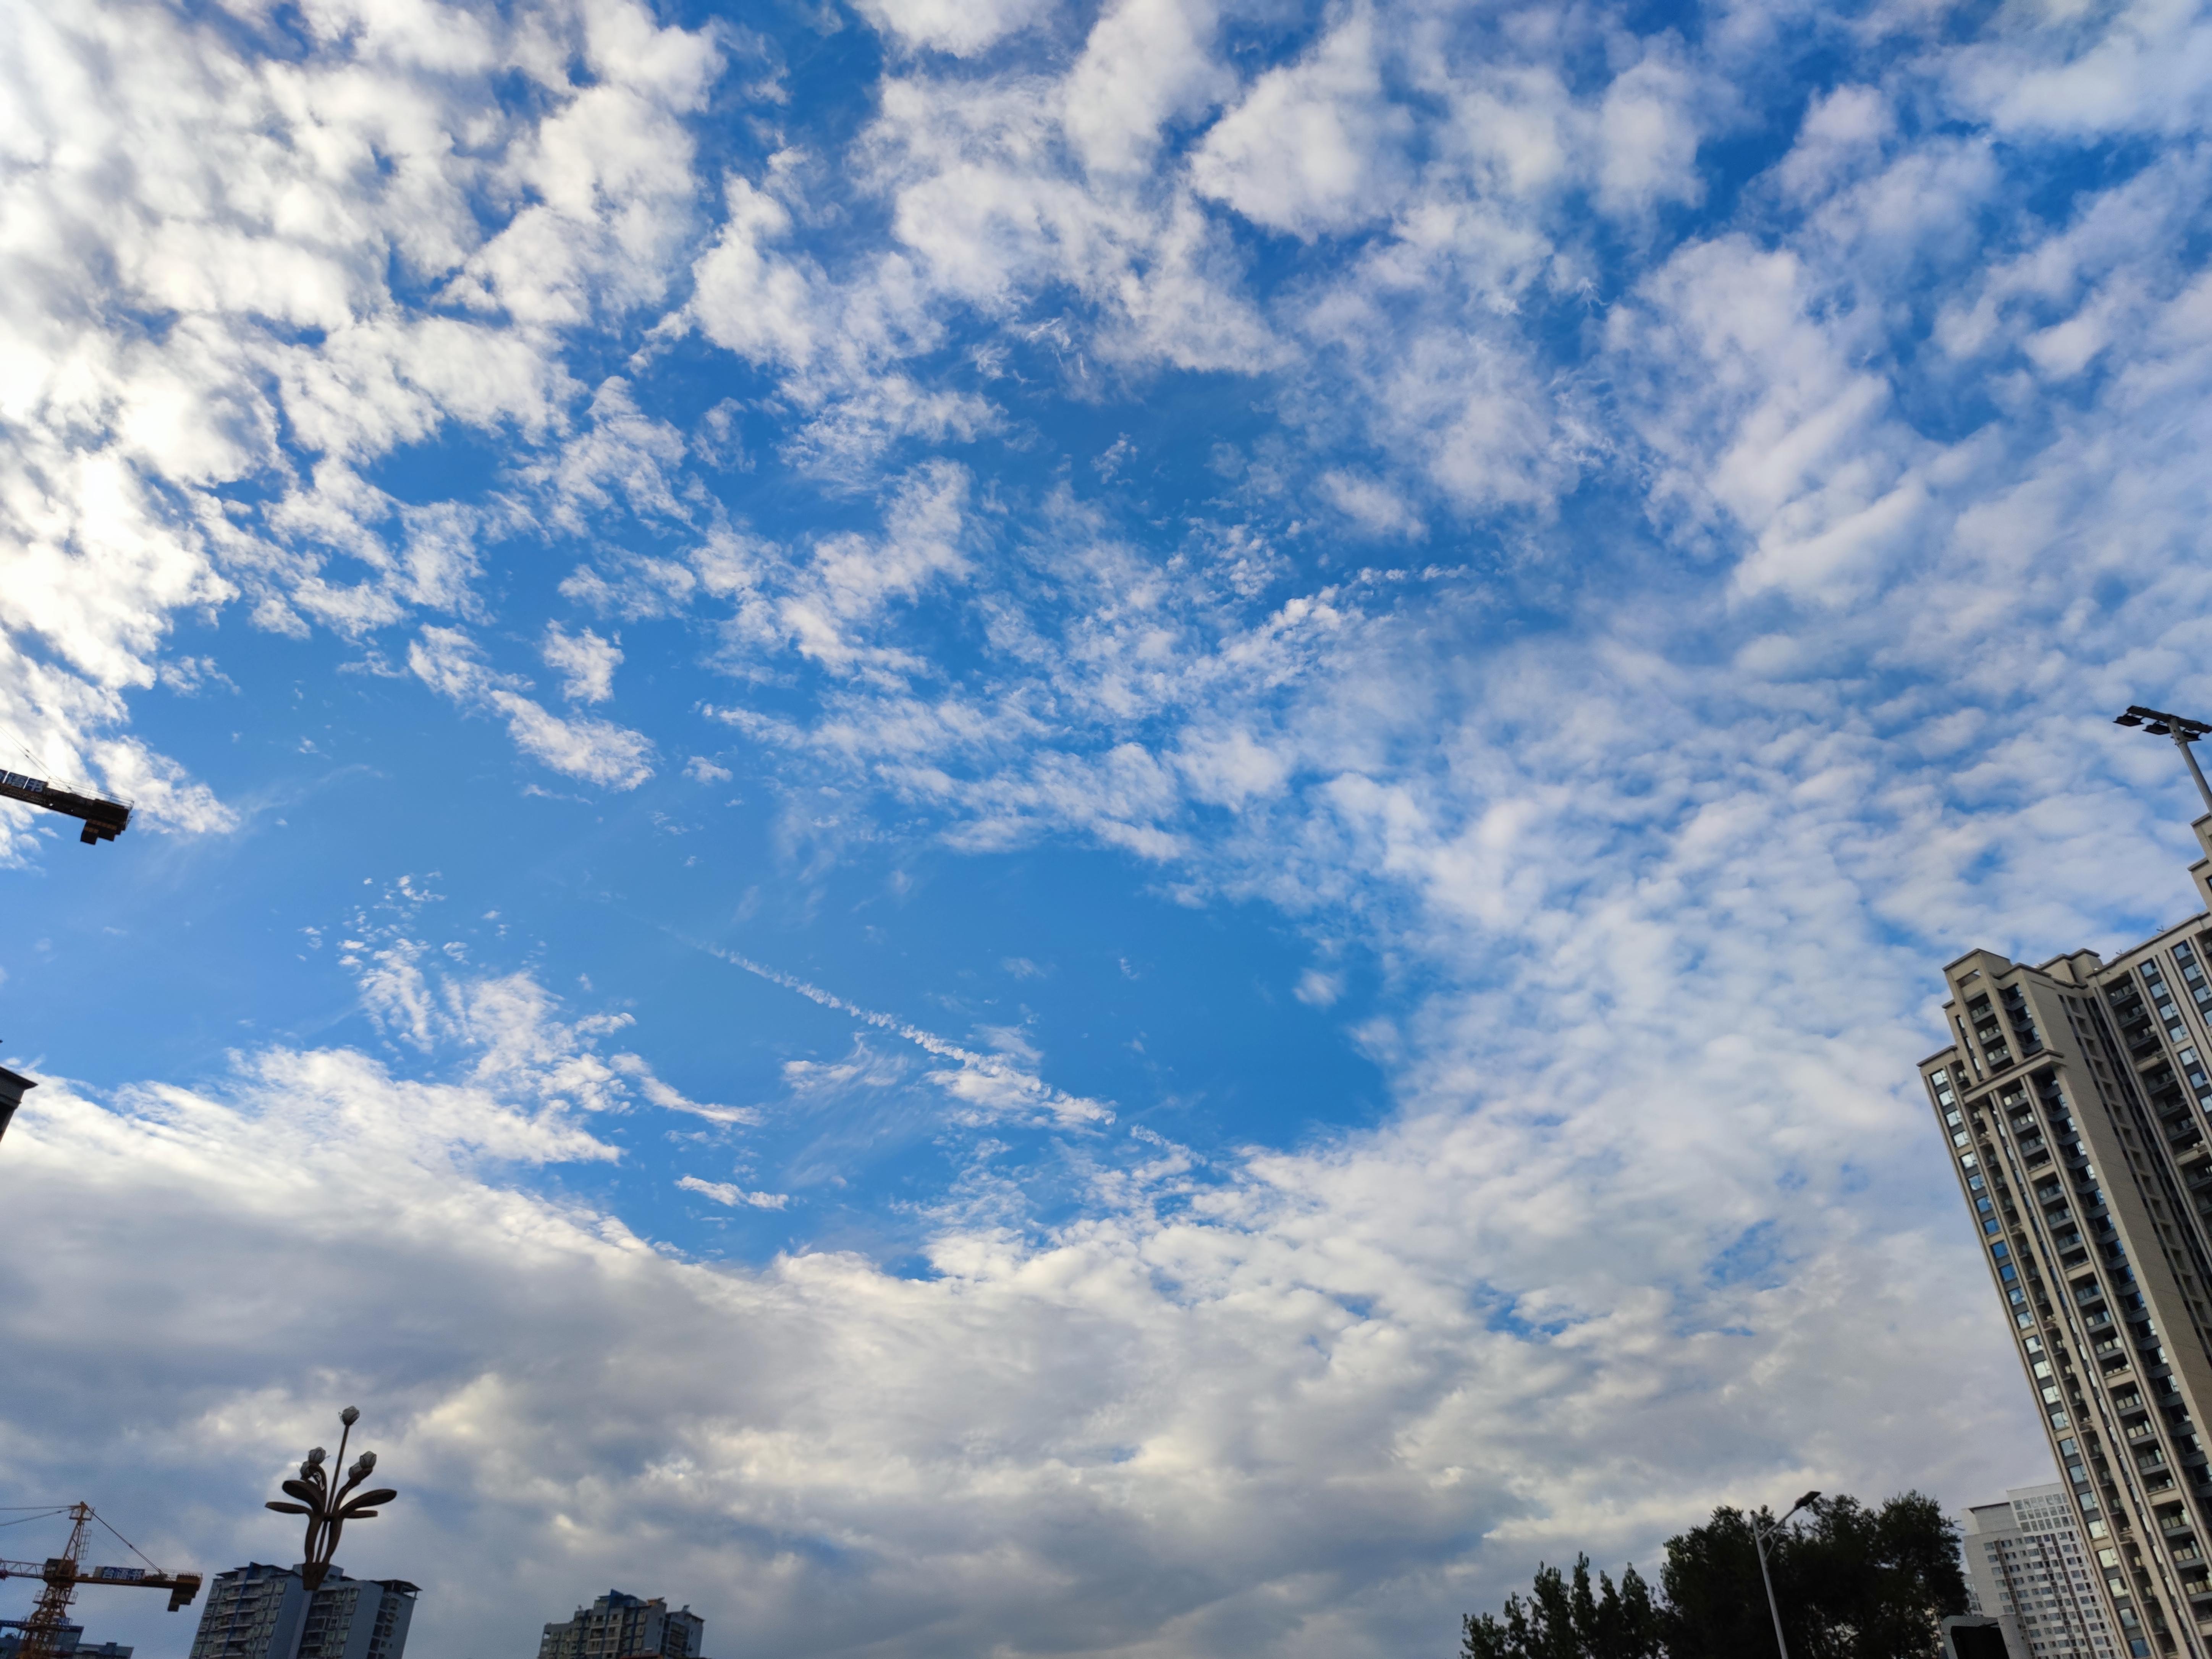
{"left": 2114, "top": 706, "right": 2212, "bottom": 816}
{"left": 1751, "top": 1491, "right": 1822, "bottom": 1659}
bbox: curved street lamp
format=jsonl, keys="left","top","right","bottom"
{"left": 1751, "top": 1490, "right": 1822, "bottom": 1659}
{"left": 264, "top": 1408, "right": 398, "bottom": 1592}
{"left": 2114, "top": 706, "right": 2212, "bottom": 815}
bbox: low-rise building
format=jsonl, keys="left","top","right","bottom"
{"left": 0, "top": 1622, "right": 129, "bottom": 1659}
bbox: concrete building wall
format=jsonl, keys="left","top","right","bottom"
{"left": 1965, "top": 1483, "right": 2116, "bottom": 1659}
{"left": 1923, "top": 816, "right": 2212, "bottom": 1659}
{"left": 187, "top": 1565, "right": 416, "bottom": 1659}
{"left": 539, "top": 1593, "right": 701, "bottom": 1659}
{"left": 189, "top": 1563, "right": 310, "bottom": 1659}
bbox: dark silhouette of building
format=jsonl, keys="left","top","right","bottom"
{"left": 538, "top": 1592, "right": 702, "bottom": 1659}
{"left": 0, "top": 1623, "right": 129, "bottom": 1659}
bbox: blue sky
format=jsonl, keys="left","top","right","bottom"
{"left": 5, "top": 0, "right": 2212, "bottom": 1654}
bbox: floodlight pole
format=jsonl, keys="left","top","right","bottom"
{"left": 2181, "top": 738, "right": 2212, "bottom": 818}
{"left": 2114, "top": 706, "right": 2212, "bottom": 817}
{"left": 1751, "top": 1491, "right": 1821, "bottom": 1659}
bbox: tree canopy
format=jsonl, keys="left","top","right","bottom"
{"left": 1461, "top": 1492, "right": 1969, "bottom": 1659}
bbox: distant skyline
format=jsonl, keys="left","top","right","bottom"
{"left": 4, "top": 0, "right": 2212, "bottom": 1655}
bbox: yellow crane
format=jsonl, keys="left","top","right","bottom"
{"left": 0, "top": 1504, "right": 201, "bottom": 1659}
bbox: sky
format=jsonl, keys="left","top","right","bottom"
{"left": 4, "top": 0, "right": 2212, "bottom": 1654}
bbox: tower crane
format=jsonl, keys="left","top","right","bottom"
{"left": 0, "top": 1504, "right": 201, "bottom": 1659}
{"left": 0, "top": 773, "right": 129, "bottom": 846}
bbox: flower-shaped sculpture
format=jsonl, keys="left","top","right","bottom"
{"left": 264, "top": 1407, "right": 398, "bottom": 1591}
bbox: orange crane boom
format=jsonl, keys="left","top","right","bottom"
{"left": 0, "top": 1505, "right": 201, "bottom": 1659}
{"left": 0, "top": 1558, "right": 204, "bottom": 1610}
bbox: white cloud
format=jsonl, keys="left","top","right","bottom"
{"left": 0, "top": 0, "right": 723, "bottom": 851}
{"left": 1062, "top": 0, "right": 1233, "bottom": 178}
{"left": 0, "top": 985, "right": 2032, "bottom": 1659}
{"left": 1318, "top": 470, "right": 1425, "bottom": 538}
{"left": 677, "top": 1175, "right": 790, "bottom": 1209}
{"left": 1774, "top": 85, "right": 1895, "bottom": 202}
{"left": 1594, "top": 48, "right": 1709, "bottom": 217}
{"left": 491, "top": 695, "right": 655, "bottom": 789}
{"left": 1189, "top": 10, "right": 1410, "bottom": 238}
{"left": 410, "top": 627, "right": 653, "bottom": 788}
{"left": 853, "top": 0, "right": 1056, "bottom": 58}
{"left": 1946, "top": 0, "right": 2212, "bottom": 137}
{"left": 685, "top": 173, "right": 830, "bottom": 372}
{"left": 542, "top": 623, "right": 623, "bottom": 704}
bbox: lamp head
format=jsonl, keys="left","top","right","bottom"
{"left": 1793, "top": 1490, "right": 1822, "bottom": 1512}
{"left": 2116, "top": 713, "right": 2145, "bottom": 727}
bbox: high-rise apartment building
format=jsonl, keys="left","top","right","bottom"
{"left": 186, "top": 1563, "right": 417, "bottom": 1659}
{"left": 538, "top": 1592, "right": 702, "bottom": 1659}
{"left": 1924, "top": 817, "right": 2212, "bottom": 1659}
{"left": 1964, "top": 1482, "right": 2118, "bottom": 1659}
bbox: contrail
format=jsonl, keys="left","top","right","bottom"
{"left": 692, "top": 939, "right": 1114, "bottom": 1127}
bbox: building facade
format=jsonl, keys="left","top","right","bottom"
{"left": 186, "top": 1564, "right": 417, "bottom": 1659}
{"left": 1924, "top": 819, "right": 2212, "bottom": 1659}
{"left": 1965, "top": 1482, "right": 2118, "bottom": 1659}
{"left": 538, "top": 1592, "right": 702, "bottom": 1659}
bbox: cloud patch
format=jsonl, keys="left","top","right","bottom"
{"left": 410, "top": 627, "right": 653, "bottom": 789}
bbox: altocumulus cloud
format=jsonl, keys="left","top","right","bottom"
{"left": 0, "top": 955, "right": 2010, "bottom": 1659}
{"left": 4, "top": 0, "right": 2212, "bottom": 1655}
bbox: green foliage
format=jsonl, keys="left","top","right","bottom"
{"left": 1460, "top": 1556, "right": 1663, "bottom": 1659}
{"left": 1463, "top": 1492, "right": 1969, "bottom": 1659}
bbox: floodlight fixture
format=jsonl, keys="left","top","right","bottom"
{"left": 2114, "top": 704, "right": 2212, "bottom": 817}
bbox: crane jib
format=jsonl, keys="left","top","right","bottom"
{"left": 0, "top": 773, "right": 131, "bottom": 844}
{"left": 0, "top": 1560, "right": 202, "bottom": 1609}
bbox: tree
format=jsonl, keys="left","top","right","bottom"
{"left": 1462, "top": 1492, "right": 1968, "bottom": 1659}
{"left": 1461, "top": 1556, "right": 1664, "bottom": 1659}
{"left": 1657, "top": 1505, "right": 1772, "bottom": 1659}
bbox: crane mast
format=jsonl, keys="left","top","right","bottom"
{"left": 0, "top": 1504, "right": 202, "bottom": 1659}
